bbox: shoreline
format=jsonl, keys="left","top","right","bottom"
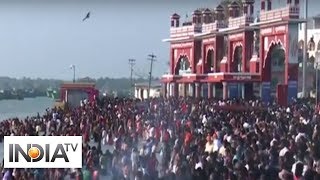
{"left": 0, "top": 97, "right": 54, "bottom": 121}
{"left": 0, "top": 95, "right": 48, "bottom": 101}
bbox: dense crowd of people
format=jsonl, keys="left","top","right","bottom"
{"left": 0, "top": 96, "right": 320, "bottom": 180}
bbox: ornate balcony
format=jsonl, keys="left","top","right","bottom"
{"left": 170, "top": 23, "right": 202, "bottom": 38}
{"left": 228, "top": 15, "right": 254, "bottom": 28}
{"left": 202, "top": 21, "right": 227, "bottom": 33}
{"left": 260, "top": 5, "right": 300, "bottom": 22}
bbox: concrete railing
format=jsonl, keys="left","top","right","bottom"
{"left": 260, "top": 5, "right": 300, "bottom": 22}
{"left": 170, "top": 24, "right": 202, "bottom": 38}
{"left": 202, "top": 21, "right": 227, "bottom": 32}
{"left": 228, "top": 15, "right": 254, "bottom": 28}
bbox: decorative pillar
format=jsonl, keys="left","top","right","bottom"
{"left": 250, "top": 4, "right": 254, "bottom": 15}
{"left": 241, "top": 84, "right": 245, "bottom": 99}
{"left": 261, "top": 82, "right": 271, "bottom": 103}
{"left": 166, "top": 83, "right": 170, "bottom": 97}
{"left": 137, "top": 88, "right": 140, "bottom": 98}
{"left": 182, "top": 83, "right": 187, "bottom": 97}
{"left": 66, "top": 89, "right": 69, "bottom": 102}
{"left": 189, "top": 84, "right": 195, "bottom": 97}
{"left": 173, "top": 83, "right": 179, "bottom": 97}
{"left": 140, "top": 89, "right": 143, "bottom": 99}
{"left": 162, "top": 83, "right": 167, "bottom": 98}
{"left": 208, "top": 83, "right": 213, "bottom": 98}
{"left": 223, "top": 82, "right": 228, "bottom": 100}
{"left": 142, "top": 89, "right": 146, "bottom": 99}
{"left": 243, "top": 4, "right": 248, "bottom": 15}
{"left": 229, "top": 7, "right": 234, "bottom": 18}
{"left": 137, "top": 89, "right": 140, "bottom": 99}
{"left": 229, "top": 83, "right": 238, "bottom": 99}
{"left": 195, "top": 83, "right": 201, "bottom": 98}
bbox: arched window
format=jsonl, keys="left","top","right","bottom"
{"left": 309, "top": 56, "right": 315, "bottom": 64}
{"left": 233, "top": 46, "right": 242, "bottom": 72}
{"left": 271, "top": 45, "right": 285, "bottom": 71}
{"left": 298, "top": 40, "right": 304, "bottom": 50}
{"left": 298, "top": 48, "right": 303, "bottom": 63}
{"left": 175, "top": 56, "right": 191, "bottom": 75}
{"left": 179, "top": 57, "right": 190, "bottom": 71}
{"left": 205, "top": 49, "right": 214, "bottom": 73}
{"left": 308, "top": 37, "right": 315, "bottom": 51}
{"left": 317, "top": 41, "right": 320, "bottom": 51}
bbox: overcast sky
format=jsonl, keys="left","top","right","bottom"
{"left": 0, "top": 0, "right": 318, "bottom": 80}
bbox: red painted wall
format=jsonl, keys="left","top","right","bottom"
{"left": 244, "top": 31, "right": 254, "bottom": 72}
{"left": 215, "top": 36, "right": 224, "bottom": 72}
{"left": 60, "top": 87, "right": 99, "bottom": 104}
{"left": 171, "top": 43, "right": 193, "bottom": 75}
{"left": 260, "top": 34, "right": 285, "bottom": 82}
{"left": 194, "top": 40, "right": 202, "bottom": 74}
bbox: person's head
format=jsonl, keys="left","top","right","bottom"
{"left": 134, "top": 170, "right": 143, "bottom": 180}
{"left": 294, "top": 162, "right": 304, "bottom": 177}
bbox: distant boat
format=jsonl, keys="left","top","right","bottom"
{"left": 46, "top": 88, "right": 59, "bottom": 100}
{"left": 17, "top": 94, "right": 24, "bottom": 100}
{"left": 11, "top": 90, "right": 24, "bottom": 100}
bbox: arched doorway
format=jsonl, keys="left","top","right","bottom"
{"left": 175, "top": 56, "right": 191, "bottom": 75}
{"left": 268, "top": 43, "right": 286, "bottom": 98}
{"left": 308, "top": 36, "right": 315, "bottom": 51}
{"left": 205, "top": 49, "right": 214, "bottom": 73}
{"left": 233, "top": 46, "right": 243, "bottom": 72}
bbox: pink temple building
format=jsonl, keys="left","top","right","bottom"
{"left": 60, "top": 82, "right": 99, "bottom": 108}
{"left": 161, "top": 0, "right": 303, "bottom": 105}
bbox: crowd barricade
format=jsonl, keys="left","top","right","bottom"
{"left": 212, "top": 105, "right": 267, "bottom": 111}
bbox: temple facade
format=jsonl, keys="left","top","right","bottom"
{"left": 161, "top": 0, "right": 303, "bottom": 105}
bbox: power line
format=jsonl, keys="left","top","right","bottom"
{"left": 147, "top": 53, "right": 156, "bottom": 99}
{"left": 128, "top": 59, "right": 136, "bottom": 97}
{"left": 132, "top": 70, "right": 147, "bottom": 79}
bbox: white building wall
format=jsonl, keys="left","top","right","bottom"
{"left": 135, "top": 88, "right": 138, "bottom": 98}
{"left": 298, "top": 24, "right": 320, "bottom": 58}
{"left": 143, "top": 89, "right": 148, "bottom": 99}
{"left": 298, "top": 22, "right": 319, "bottom": 95}
{"left": 134, "top": 87, "right": 161, "bottom": 99}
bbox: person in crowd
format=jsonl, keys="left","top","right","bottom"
{"left": 1, "top": 96, "right": 320, "bottom": 180}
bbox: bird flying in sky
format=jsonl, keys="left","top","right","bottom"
{"left": 83, "top": 12, "right": 90, "bottom": 21}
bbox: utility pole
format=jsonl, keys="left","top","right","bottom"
{"left": 70, "top": 65, "right": 76, "bottom": 83}
{"left": 128, "top": 59, "right": 136, "bottom": 97}
{"left": 302, "top": 0, "right": 308, "bottom": 97}
{"left": 316, "top": 62, "right": 318, "bottom": 106}
{"left": 147, "top": 53, "right": 156, "bottom": 99}
{"left": 316, "top": 51, "right": 320, "bottom": 106}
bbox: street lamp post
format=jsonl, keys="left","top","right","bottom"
{"left": 316, "top": 63, "right": 318, "bottom": 106}
{"left": 128, "top": 59, "right": 136, "bottom": 97}
{"left": 302, "top": 0, "right": 308, "bottom": 97}
{"left": 147, "top": 54, "right": 156, "bottom": 99}
{"left": 316, "top": 51, "right": 320, "bottom": 106}
{"left": 70, "top": 65, "right": 76, "bottom": 83}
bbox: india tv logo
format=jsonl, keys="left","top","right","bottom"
{"left": 4, "top": 136, "right": 82, "bottom": 168}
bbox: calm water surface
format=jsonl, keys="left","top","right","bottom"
{"left": 0, "top": 97, "right": 55, "bottom": 166}
{"left": 0, "top": 97, "right": 54, "bottom": 121}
